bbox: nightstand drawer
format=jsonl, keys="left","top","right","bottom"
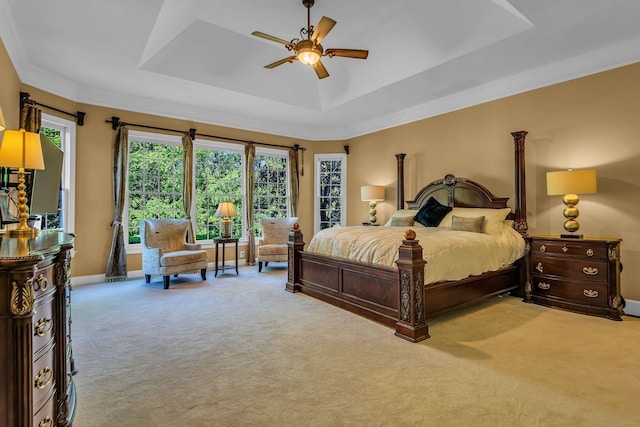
{"left": 530, "top": 240, "right": 608, "bottom": 259}
{"left": 531, "top": 256, "right": 608, "bottom": 283}
{"left": 531, "top": 276, "right": 608, "bottom": 307}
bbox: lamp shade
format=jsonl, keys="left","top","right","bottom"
{"left": 215, "top": 201, "right": 237, "bottom": 218}
{"left": 546, "top": 169, "right": 597, "bottom": 196}
{"left": 361, "top": 185, "right": 385, "bottom": 202}
{"left": 0, "top": 129, "right": 45, "bottom": 169}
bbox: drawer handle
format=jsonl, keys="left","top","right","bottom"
{"left": 586, "top": 249, "right": 594, "bottom": 257}
{"left": 536, "top": 262, "right": 544, "bottom": 273}
{"left": 583, "top": 266, "right": 598, "bottom": 275}
{"left": 34, "top": 367, "right": 53, "bottom": 389}
{"left": 537, "top": 282, "right": 550, "bottom": 290}
{"left": 33, "top": 274, "right": 48, "bottom": 292}
{"left": 39, "top": 417, "right": 52, "bottom": 427}
{"left": 562, "top": 245, "right": 568, "bottom": 253}
{"left": 583, "top": 289, "right": 599, "bottom": 298}
{"left": 34, "top": 317, "right": 53, "bottom": 337}
{"left": 539, "top": 245, "right": 546, "bottom": 252}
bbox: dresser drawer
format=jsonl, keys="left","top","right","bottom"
{"left": 32, "top": 293, "right": 55, "bottom": 358}
{"left": 531, "top": 255, "right": 608, "bottom": 283}
{"left": 32, "top": 263, "right": 55, "bottom": 300}
{"left": 33, "top": 388, "right": 55, "bottom": 427}
{"left": 531, "top": 275, "right": 608, "bottom": 307}
{"left": 33, "top": 343, "right": 55, "bottom": 411}
{"left": 530, "top": 240, "right": 608, "bottom": 259}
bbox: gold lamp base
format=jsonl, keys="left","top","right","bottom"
{"left": 560, "top": 193, "right": 582, "bottom": 239}
{"left": 7, "top": 227, "right": 39, "bottom": 238}
{"left": 7, "top": 169, "right": 39, "bottom": 238}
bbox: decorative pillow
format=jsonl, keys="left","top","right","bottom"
{"left": 389, "top": 216, "right": 414, "bottom": 227}
{"left": 438, "top": 207, "right": 511, "bottom": 235}
{"left": 414, "top": 197, "right": 453, "bottom": 227}
{"left": 384, "top": 209, "right": 417, "bottom": 226}
{"left": 450, "top": 215, "right": 485, "bottom": 233}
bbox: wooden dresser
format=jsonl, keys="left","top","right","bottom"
{"left": 0, "top": 232, "right": 76, "bottom": 427}
{"left": 525, "top": 234, "right": 623, "bottom": 320}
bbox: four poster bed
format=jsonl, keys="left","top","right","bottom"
{"left": 286, "top": 131, "right": 529, "bottom": 342}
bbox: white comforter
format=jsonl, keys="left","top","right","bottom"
{"left": 306, "top": 225, "right": 526, "bottom": 285}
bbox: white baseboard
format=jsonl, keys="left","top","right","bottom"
{"left": 624, "top": 298, "right": 640, "bottom": 317}
{"left": 71, "top": 260, "right": 250, "bottom": 287}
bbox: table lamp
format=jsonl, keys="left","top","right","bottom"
{"left": 361, "top": 185, "right": 385, "bottom": 224}
{"left": 546, "top": 168, "right": 597, "bottom": 238}
{"left": 215, "top": 201, "right": 237, "bottom": 238}
{"left": 0, "top": 129, "right": 45, "bottom": 237}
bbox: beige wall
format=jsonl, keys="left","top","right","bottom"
{"left": 347, "top": 64, "right": 640, "bottom": 299}
{"left": 2, "top": 38, "right": 639, "bottom": 299}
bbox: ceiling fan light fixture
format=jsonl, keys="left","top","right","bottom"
{"left": 296, "top": 39, "right": 322, "bottom": 65}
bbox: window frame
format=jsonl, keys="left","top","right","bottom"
{"left": 314, "top": 153, "right": 347, "bottom": 234}
{"left": 125, "top": 130, "right": 184, "bottom": 253}
{"left": 192, "top": 139, "right": 246, "bottom": 244}
{"left": 253, "top": 146, "right": 291, "bottom": 238}
{"left": 41, "top": 113, "right": 76, "bottom": 235}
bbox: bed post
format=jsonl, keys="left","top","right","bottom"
{"left": 286, "top": 223, "right": 305, "bottom": 293}
{"left": 511, "top": 131, "right": 528, "bottom": 233}
{"left": 395, "top": 230, "right": 430, "bottom": 342}
{"left": 395, "top": 153, "right": 406, "bottom": 210}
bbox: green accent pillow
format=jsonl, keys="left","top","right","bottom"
{"left": 414, "top": 197, "right": 452, "bottom": 227}
{"left": 389, "top": 216, "right": 414, "bottom": 226}
{"left": 450, "top": 215, "right": 485, "bottom": 233}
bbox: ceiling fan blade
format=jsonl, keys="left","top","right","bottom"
{"left": 325, "top": 48, "right": 369, "bottom": 59}
{"left": 265, "top": 56, "right": 296, "bottom": 69}
{"left": 313, "top": 60, "right": 329, "bottom": 79}
{"left": 310, "top": 16, "right": 337, "bottom": 44}
{"left": 252, "top": 31, "right": 291, "bottom": 46}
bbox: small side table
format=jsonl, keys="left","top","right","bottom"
{"left": 214, "top": 237, "right": 239, "bottom": 277}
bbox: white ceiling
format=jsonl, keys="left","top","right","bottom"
{"left": 2, "top": 0, "right": 640, "bottom": 140}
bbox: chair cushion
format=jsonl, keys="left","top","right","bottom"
{"left": 160, "top": 250, "right": 208, "bottom": 267}
{"left": 257, "top": 244, "right": 288, "bottom": 256}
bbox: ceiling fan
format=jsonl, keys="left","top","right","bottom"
{"left": 252, "top": 0, "right": 369, "bottom": 79}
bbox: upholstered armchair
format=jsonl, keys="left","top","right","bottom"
{"left": 140, "top": 219, "right": 209, "bottom": 289}
{"left": 257, "top": 217, "right": 298, "bottom": 272}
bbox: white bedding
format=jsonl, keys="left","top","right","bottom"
{"left": 306, "top": 224, "right": 525, "bottom": 285}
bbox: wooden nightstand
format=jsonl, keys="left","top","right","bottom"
{"left": 214, "top": 237, "right": 239, "bottom": 277}
{"left": 525, "top": 234, "right": 623, "bottom": 320}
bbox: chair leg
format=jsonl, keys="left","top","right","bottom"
{"left": 200, "top": 268, "right": 207, "bottom": 280}
{"left": 145, "top": 275, "right": 151, "bottom": 283}
{"left": 163, "top": 276, "right": 170, "bottom": 289}
{"left": 258, "top": 261, "right": 262, "bottom": 272}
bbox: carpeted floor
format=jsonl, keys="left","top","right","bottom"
{"left": 71, "top": 266, "right": 640, "bottom": 426}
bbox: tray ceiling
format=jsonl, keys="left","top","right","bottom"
{"left": 1, "top": 0, "right": 640, "bottom": 140}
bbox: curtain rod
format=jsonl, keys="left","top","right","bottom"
{"left": 20, "top": 91, "right": 86, "bottom": 126}
{"left": 106, "top": 116, "right": 305, "bottom": 151}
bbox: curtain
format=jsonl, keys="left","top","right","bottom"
{"left": 182, "top": 134, "right": 195, "bottom": 243}
{"left": 289, "top": 147, "right": 300, "bottom": 217}
{"left": 245, "top": 143, "right": 256, "bottom": 265}
{"left": 105, "top": 126, "right": 128, "bottom": 282}
{"left": 20, "top": 103, "right": 41, "bottom": 132}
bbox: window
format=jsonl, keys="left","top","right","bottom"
{"left": 194, "top": 141, "right": 244, "bottom": 241}
{"left": 314, "top": 154, "right": 347, "bottom": 233}
{"left": 253, "top": 148, "right": 290, "bottom": 237}
{"left": 124, "top": 131, "right": 291, "bottom": 247}
{"left": 40, "top": 113, "right": 76, "bottom": 234}
{"left": 126, "top": 131, "right": 184, "bottom": 244}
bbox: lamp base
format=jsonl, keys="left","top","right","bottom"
{"left": 560, "top": 233, "right": 583, "bottom": 239}
{"left": 220, "top": 219, "right": 232, "bottom": 238}
{"left": 7, "top": 227, "right": 39, "bottom": 238}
